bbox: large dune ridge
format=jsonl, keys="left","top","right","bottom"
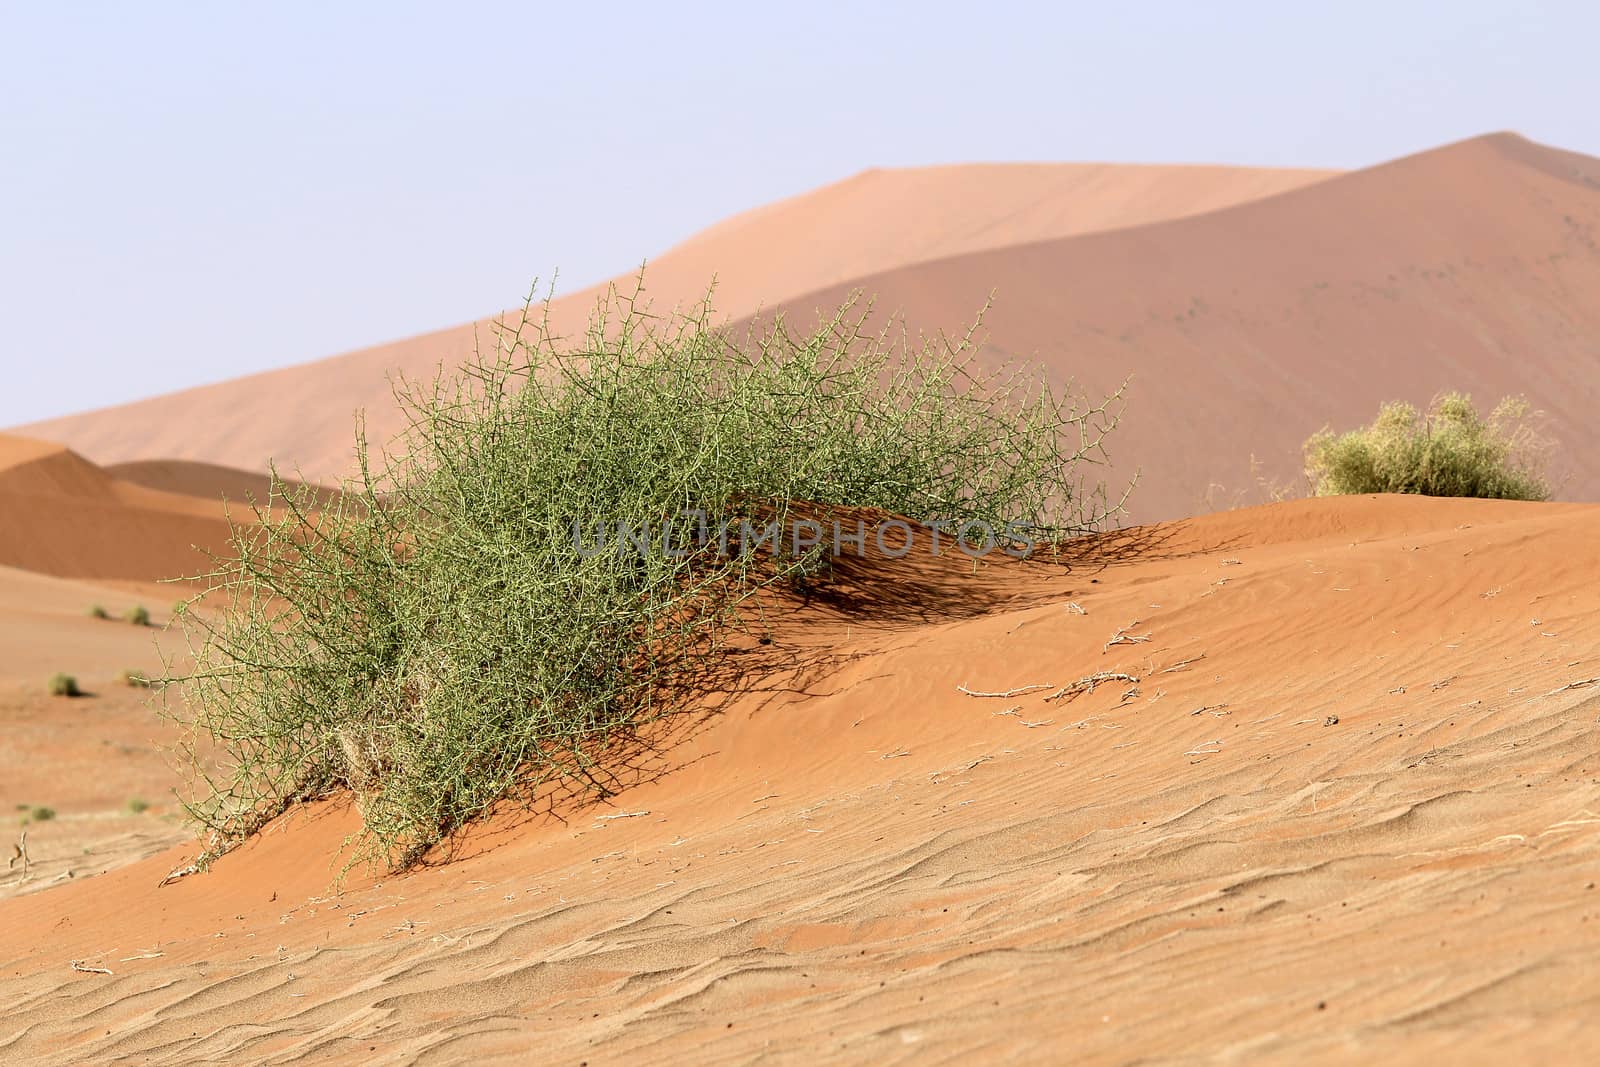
{"left": 748, "top": 131, "right": 1600, "bottom": 522}
{"left": 3, "top": 494, "right": 1599, "bottom": 1062}
{"left": 17, "top": 134, "right": 1600, "bottom": 528}
{"left": 12, "top": 160, "right": 1338, "bottom": 485}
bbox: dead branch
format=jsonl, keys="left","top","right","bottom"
{"left": 958, "top": 683, "right": 1054, "bottom": 698}
{"left": 1105, "top": 621, "right": 1151, "bottom": 651}
{"left": 1045, "top": 671, "right": 1140, "bottom": 703}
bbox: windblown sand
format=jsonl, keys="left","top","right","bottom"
{"left": 3, "top": 494, "right": 1597, "bottom": 1064}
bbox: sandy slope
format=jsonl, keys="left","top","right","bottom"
{"left": 12, "top": 162, "right": 1336, "bottom": 481}
{"left": 0, "top": 439, "right": 240, "bottom": 900}
{"left": 0, "top": 561, "right": 195, "bottom": 904}
{"left": 3, "top": 494, "right": 1598, "bottom": 1064}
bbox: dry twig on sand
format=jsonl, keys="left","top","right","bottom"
{"left": 1045, "top": 671, "right": 1140, "bottom": 703}
{"left": 1188, "top": 703, "right": 1230, "bottom": 716}
{"left": 7, "top": 827, "right": 28, "bottom": 880}
{"left": 159, "top": 861, "right": 202, "bottom": 887}
{"left": 958, "top": 682, "right": 1054, "bottom": 698}
{"left": 1160, "top": 654, "right": 1206, "bottom": 673}
{"left": 70, "top": 960, "right": 113, "bottom": 975}
{"left": 594, "top": 810, "right": 651, "bottom": 822}
{"left": 1105, "top": 622, "right": 1151, "bottom": 651}
{"left": 1548, "top": 677, "right": 1600, "bottom": 696}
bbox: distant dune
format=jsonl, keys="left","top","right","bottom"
{"left": 751, "top": 132, "right": 1600, "bottom": 521}
{"left": 12, "top": 160, "right": 1337, "bottom": 492}
{"left": 0, "top": 434, "right": 232, "bottom": 582}
{"left": 13, "top": 133, "right": 1600, "bottom": 525}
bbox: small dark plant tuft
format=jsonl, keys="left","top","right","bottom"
{"left": 1305, "top": 393, "right": 1552, "bottom": 501}
{"left": 121, "top": 669, "right": 153, "bottom": 688}
{"left": 28, "top": 806, "right": 55, "bottom": 822}
{"left": 87, "top": 605, "right": 109, "bottom": 620}
{"left": 48, "top": 673, "right": 81, "bottom": 698}
{"left": 127, "top": 798, "right": 150, "bottom": 815}
{"left": 123, "top": 604, "right": 152, "bottom": 627}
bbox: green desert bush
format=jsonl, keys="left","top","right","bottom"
{"left": 127, "top": 797, "right": 150, "bottom": 815}
{"left": 168, "top": 284, "right": 1128, "bottom": 869}
{"left": 87, "top": 604, "right": 109, "bottom": 620}
{"left": 1304, "top": 393, "right": 1551, "bottom": 501}
{"left": 28, "top": 806, "right": 55, "bottom": 822}
{"left": 48, "top": 673, "right": 81, "bottom": 698}
{"left": 123, "top": 604, "right": 152, "bottom": 627}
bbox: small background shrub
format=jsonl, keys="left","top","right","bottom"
{"left": 127, "top": 798, "right": 150, "bottom": 815}
{"left": 170, "top": 283, "right": 1128, "bottom": 870}
{"left": 48, "top": 673, "right": 81, "bottom": 698}
{"left": 28, "top": 806, "right": 55, "bottom": 822}
{"left": 1305, "top": 393, "right": 1552, "bottom": 501}
{"left": 121, "top": 669, "right": 153, "bottom": 688}
{"left": 123, "top": 604, "right": 152, "bottom": 627}
{"left": 87, "top": 605, "right": 109, "bottom": 620}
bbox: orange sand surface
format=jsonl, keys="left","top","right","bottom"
{"left": 3, "top": 494, "right": 1597, "bottom": 1064}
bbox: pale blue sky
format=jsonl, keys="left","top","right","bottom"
{"left": 2, "top": 1, "right": 1596, "bottom": 426}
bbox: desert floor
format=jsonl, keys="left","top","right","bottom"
{"left": 2, "top": 493, "right": 1597, "bottom": 1064}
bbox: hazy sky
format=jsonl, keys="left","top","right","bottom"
{"left": 2, "top": 1, "right": 1596, "bottom": 427}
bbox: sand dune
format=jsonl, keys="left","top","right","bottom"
{"left": 18, "top": 135, "right": 1600, "bottom": 528}
{"left": 12, "top": 161, "right": 1336, "bottom": 483}
{"left": 0, "top": 434, "right": 235, "bottom": 582}
{"left": 3, "top": 494, "right": 1599, "bottom": 1062}
{"left": 747, "top": 132, "right": 1600, "bottom": 522}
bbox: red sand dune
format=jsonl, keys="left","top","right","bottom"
{"left": 3, "top": 494, "right": 1599, "bottom": 1062}
{"left": 12, "top": 161, "right": 1336, "bottom": 487}
{"left": 0, "top": 434, "right": 236, "bottom": 583}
